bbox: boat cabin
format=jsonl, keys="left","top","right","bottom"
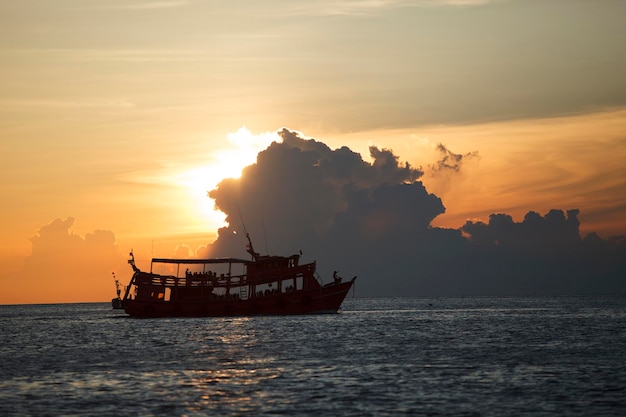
{"left": 126, "top": 252, "right": 319, "bottom": 305}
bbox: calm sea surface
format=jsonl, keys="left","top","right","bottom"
{"left": 1, "top": 296, "right": 625, "bottom": 416}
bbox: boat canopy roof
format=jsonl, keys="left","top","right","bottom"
{"left": 151, "top": 257, "right": 251, "bottom": 265}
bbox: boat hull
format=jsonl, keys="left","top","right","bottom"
{"left": 123, "top": 280, "right": 354, "bottom": 318}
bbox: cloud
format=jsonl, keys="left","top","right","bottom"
{"left": 461, "top": 209, "right": 582, "bottom": 251}
{"left": 0, "top": 98, "right": 135, "bottom": 110}
{"left": 204, "top": 128, "right": 626, "bottom": 297}
{"left": 4, "top": 127, "right": 623, "bottom": 303}
{"left": 459, "top": 209, "right": 626, "bottom": 294}
{"left": 280, "top": 0, "right": 504, "bottom": 16}
{"left": 175, "top": 244, "right": 193, "bottom": 258}
{"left": 208, "top": 128, "right": 435, "bottom": 251}
{"left": 0, "top": 48, "right": 212, "bottom": 63}
{"left": 71, "top": 1, "right": 192, "bottom": 11}
{"left": 4, "top": 218, "right": 128, "bottom": 304}
{"left": 430, "top": 143, "right": 479, "bottom": 173}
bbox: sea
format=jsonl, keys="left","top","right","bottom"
{"left": 1, "top": 296, "right": 625, "bottom": 416}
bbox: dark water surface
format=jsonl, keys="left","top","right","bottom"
{"left": 1, "top": 296, "right": 625, "bottom": 416}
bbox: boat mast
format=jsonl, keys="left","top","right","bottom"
{"left": 246, "top": 233, "right": 260, "bottom": 261}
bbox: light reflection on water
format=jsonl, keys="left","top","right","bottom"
{"left": 1, "top": 296, "right": 625, "bottom": 416}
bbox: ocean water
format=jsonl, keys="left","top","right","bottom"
{"left": 1, "top": 296, "right": 625, "bottom": 416}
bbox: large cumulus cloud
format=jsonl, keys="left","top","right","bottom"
{"left": 8, "top": 218, "right": 128, "bottom": 303}
{"left": 206, "top": 128, "right": 625, "bottom": 296}
{"left": 208, "top": 128, "right": 439, "bottom": 252}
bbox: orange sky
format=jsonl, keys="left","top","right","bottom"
{"left": 1, "top": 0, "right": 626, "bottom": 304}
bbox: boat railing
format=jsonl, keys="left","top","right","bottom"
{"left": 139, "top": 273, "right": 249, "bottom": 288}
{"left": 135, "top": 261, "right": 317, "bottom": 291}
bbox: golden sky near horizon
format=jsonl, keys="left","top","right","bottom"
{"left": 1, "top": 0, "right": 626, "bottom": 303}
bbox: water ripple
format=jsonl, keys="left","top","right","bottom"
{"left": 1, "top": 296, "right": 625, "bottom": 416}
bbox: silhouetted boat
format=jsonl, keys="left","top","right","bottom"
{"left": 119, "top": 235, "right": 356, "bottom": 317}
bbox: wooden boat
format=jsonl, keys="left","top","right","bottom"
{"left": 120, "top": 235, "right": 356, "bottom": 317}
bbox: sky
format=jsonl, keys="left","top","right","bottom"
{"left": 1, "top": 0, "right": 625, "bottom": 303}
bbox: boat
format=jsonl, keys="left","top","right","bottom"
{"left": 118, "top": 234, "right": 356, "bottom": 317}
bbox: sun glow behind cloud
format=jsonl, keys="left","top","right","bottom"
{"left": 176, "top": 127, "right": 281, "bottom": 229}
